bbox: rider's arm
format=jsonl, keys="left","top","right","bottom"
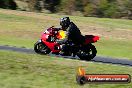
{"left": 56, "top": 27, "right": 70, "bottom": 44}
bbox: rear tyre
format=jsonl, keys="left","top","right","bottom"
{"left": 34, "top": 41, "right": 51, "bottom": 54}
{"left": 77, "top": 44, "right": 97, "bottom": 61}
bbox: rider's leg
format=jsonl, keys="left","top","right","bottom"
{"left": 60, "top": 44, "right": 70, "bottom": 56}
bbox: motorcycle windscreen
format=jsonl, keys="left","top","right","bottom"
{"left": 57, "top": 30, "right": 66, "bottom": 39}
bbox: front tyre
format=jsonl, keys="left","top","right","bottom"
{"left": 34, "top": 41, "right": 51, "bottom": 54}
{"left": 77, "top": 44, "right": 97, "bottom": 61}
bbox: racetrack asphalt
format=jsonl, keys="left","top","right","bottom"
{"left": 0, "top": 45, "right": 132, "bottom": 67}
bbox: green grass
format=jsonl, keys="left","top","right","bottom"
{"left": 45, "top": 14, "right": 132, "bottom": 30}
{"left": 0, "top": 13, "right": 33, "bottom": 21}
{"left": 0, "top": 35, "right": 35, "bottom": 48}
{"left": 74, "top": 17, "right": 132, "bottom": 30}
{"left": 95, "top": 38, "right": 132, "bottom": 59}
{"left": 0, "top": 9, "right": 132, "bottom": 59}
{"left": 0, "top": 50, "right": 132, "bottom": 88}
{"left": 0, "top": 13, "right": 52, "bottom": 31}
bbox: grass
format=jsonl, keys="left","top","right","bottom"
{"left": 95, "top": 38, "right": 132, "bottom": 59}
{"left": 44, "top": 13, "right": 132, "bottom": 30}
{"left": 0, "top": 9, "right": 132, "bottom": 59}
{"left": 0, "top": 13, "right": 33, "bottom": 21}
{"left": 0, "top": 50, "right": 132, "bottom": 88}
{"left": 73, "top": 16, "right": 132, "bottom": 30}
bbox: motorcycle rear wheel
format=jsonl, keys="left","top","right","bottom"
{"left": 34, "top": 41, "right": 51, "bottom": 54}
{"left": 77, "top": 44, "right": 97, "bottom": 61}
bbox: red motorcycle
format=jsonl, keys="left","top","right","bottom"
{"left": 34, "top": 26, "right": 100, "bottom": 61}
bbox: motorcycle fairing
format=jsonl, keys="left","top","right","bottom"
{"left": 84, "top": 35, "right": 100, "bottom": 44}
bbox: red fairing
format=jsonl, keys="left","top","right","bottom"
{"left": 41, "top": 33, "right": 49, "bottom": 41}
{"left": 84, "top": 35, "right": 100, "bottom": 44}
{"left": 42, "top": 39, "right": 60, "bottom": 53}
{"left": 41, "top": 28, "right": 61, "bottom": 53}
{"left": 93, "top": 36, "right": 100, "bottom": 42}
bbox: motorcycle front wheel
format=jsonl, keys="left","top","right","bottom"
{"left": 77, "top": 44, "right": 97, "bottom": 61}
{"left": 34, "top": 41, "right": 51, "bottom": 54}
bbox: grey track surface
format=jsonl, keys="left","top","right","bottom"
{"left": 0, "top": 45, "right": 132, "bottom": 67}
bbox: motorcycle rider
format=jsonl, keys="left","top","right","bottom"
{"left": 56, "top": 17, "right": 84, "bottom": 56}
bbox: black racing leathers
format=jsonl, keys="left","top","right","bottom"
{"left": 57, "top": 22, "right": 84, "bottom": 45}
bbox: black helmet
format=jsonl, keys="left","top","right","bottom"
{"left": 60, "top": 17, "right": 70, "bottom": 29}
